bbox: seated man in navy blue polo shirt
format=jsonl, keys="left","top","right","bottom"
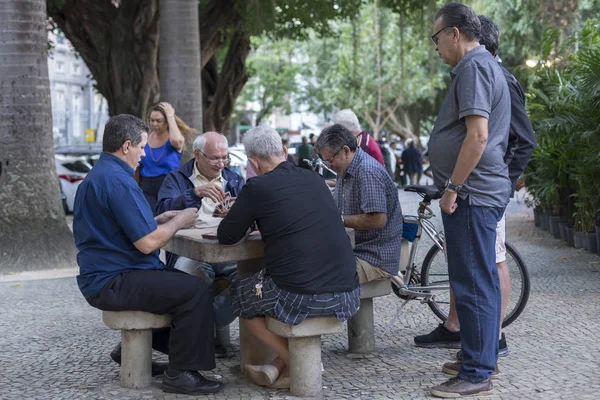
{"left": 73, "top": 114, "right": 224, "bottom": 395}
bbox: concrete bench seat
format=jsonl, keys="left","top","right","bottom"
{"left": 102, "top": 311, "right": 171, "bottom": 389}
{"left": 266, "top": 316, "right": 343, "bottom": 397}
{"left": 347, "top": 278, "right": 391, "bottom": 353}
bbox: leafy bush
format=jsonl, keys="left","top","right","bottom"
{"left": 526, "top": 20, "right": 600, "bottom": 231}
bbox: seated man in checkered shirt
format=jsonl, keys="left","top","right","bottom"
{"left": 316, "top": 124, "right": 403, "bottom": 284}
{"left": 217, "top": 125, "right": 360, "bottom": 389}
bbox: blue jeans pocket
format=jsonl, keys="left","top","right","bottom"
{"left": 482, "top": 207, "right": 503, "bottom": 230}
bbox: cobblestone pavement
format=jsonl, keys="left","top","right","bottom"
{"left": 2, "top": 190, "right": 600, "bottom": 400}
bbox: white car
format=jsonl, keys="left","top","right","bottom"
{"left": 228, "top": 148, "right": 248, "bottom": 180}
{"left": 56, "top": 155, "right": 92, "bottom": 213}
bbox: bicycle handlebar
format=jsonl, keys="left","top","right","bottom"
{"left": 303, "top": 158, "right": 338, "bottom": 177}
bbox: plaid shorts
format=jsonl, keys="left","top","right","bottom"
{"left": 231, "top": 270, "right": 361, "bottom": 325}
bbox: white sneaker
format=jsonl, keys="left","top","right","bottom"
{"left": 244, "top": 364, "right": 280, "bottom": 386}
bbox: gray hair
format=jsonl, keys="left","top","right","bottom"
{"left": 315, "top": 124, "right": 358, "bottom": 154}
{"left": 102, "top": 114, "right": 149, "bottom": 153}
{"left": 332, "top": 109, "right": 360, "bottom": 132}
{"left": 435, "top": 3, "right": 481, "bottom": 42}
{"left": 193, "top": 132, "right": 228, "bottom": 152}
{"left": 243, "top": 126, "right": 285, "bottom": 160}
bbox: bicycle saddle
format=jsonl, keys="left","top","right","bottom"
{"left": 403, "top": 185, "right": 442, "bottom": 200}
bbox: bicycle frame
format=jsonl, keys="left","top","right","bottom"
{"left": 395, "top": 198, "right": 448, "bottom": 298}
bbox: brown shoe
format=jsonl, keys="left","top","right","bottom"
{"left": 430, "top": 376, "right": 492, "bottom": 398}
{"left": 442, "top": 361, "right": 500, "bottom": 379}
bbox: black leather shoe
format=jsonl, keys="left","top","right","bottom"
{"left": 414, "top": 324, "right": 461, "bottom": 349}
{"left": 110, "top": 342, "right": 168, "bottom": 377}
{"left": 110, "top": 343, "right": 122, "bottom": 364}
{"left": 162, "top": 370, "right": 224, "bottom": 394}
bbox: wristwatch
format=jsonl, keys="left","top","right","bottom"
{"left": 445, "top": 179, "right": 463, "bottom": 193}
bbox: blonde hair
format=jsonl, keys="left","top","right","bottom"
{"left": 148, "top": 103, "right": 196, "bottom": 140}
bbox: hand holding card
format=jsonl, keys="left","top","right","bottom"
{"left": 213, "top": 192, "right": 236, "bottom": 217}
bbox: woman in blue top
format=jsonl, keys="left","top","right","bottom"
{"left": 138, "top": 102, "right": 195, "bottom": 212}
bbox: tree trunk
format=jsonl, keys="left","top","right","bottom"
{"left": 50, "top": 0, "right": 160, "bottom": 118}
{"left": 204, "top": 32, "right": 251, "bottom": 135}
{"left": 49, "top": 0, "right": 249, "bottom": 138}
{"left": 399, "top": 12, "right": 404, "bottom": 83}
{"left": 0, "top": 0, "right": 77, "bottom": 272}
{"left": 198, "top": 0, "right": 239, "bottom": 68}
{"left": 160, "top": 0, "right": 203, "bottom": 164}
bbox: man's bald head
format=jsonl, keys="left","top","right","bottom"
{"left": 193, "top": 131, "right": 228, "bottom": 153}
{"left": 193, "top": 131, "right": 229, "bottom": 180}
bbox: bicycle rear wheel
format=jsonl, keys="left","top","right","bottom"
{"left": 420, "top": 241, "right": 530, "bottom": 328}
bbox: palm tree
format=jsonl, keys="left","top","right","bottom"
{"left": 159, "top": 0, "right": 203, "bottom": 163}
{"left": 0, "top": 0, "right": 76, "bottom": 272}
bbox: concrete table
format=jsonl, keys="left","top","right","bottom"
{"left": 163, "top": 228, "right": 272, "bottom": 369}
{"left": 163, "top": 227, "right": 355, "bottom": 372}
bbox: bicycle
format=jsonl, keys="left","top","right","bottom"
{"left": 390, "top": 184, "right": 531, "bottom": 328}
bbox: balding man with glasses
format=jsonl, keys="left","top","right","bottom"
{"left": 315, "top": 124, "right": 403, "bottom": 285}
{"left": 156, "top": 131, "right": 244, "bottom": 357}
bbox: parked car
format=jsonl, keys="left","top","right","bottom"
{"left": 229, "top": 148, "right": 248, "bottom": 180}
{"left": 56, "top": 155, "right": 92, "bottom": 213}
{"left": 54, "top": 144, "right": 102, "bottom": 166}
{"left": 59, "top": 179, "right": 68, "bottom": 214}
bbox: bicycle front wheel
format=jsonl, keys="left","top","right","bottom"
{"left": 420, "top": 241, "right": 530, "bottom": 328}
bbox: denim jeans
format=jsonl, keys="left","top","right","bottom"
{"left": 174, "top": 257, "right": 237, "bottom": 328}
{"left": 442, "top": 197, "right": 504, "bottom": 382}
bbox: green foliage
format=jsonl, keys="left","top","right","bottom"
{"left": 235, "top": 37, "right": 302, "bottom": 124}
{"left": 238, "top": 0, "right": 365, "bottom": 39}
{"left": 525, "top": 19, "right": 600, "bottom": 230}
{"left": 297, "top": 2, "right": 446, "bottom": 137}
{"left": 235, "top": 1, "right": 441, "bottom": 137}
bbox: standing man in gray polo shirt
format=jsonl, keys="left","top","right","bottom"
{"left": 427, "top": 3, "right": 511, "bottom": 398}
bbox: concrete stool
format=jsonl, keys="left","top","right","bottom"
{"left": 266, "top": 316, "right": 343, "bottom": 398}
{"left": 102, "top": 311, "right": 171, "bottom": 389}
{"left": 347, "top": 279, "right": 391, "bottom": 353}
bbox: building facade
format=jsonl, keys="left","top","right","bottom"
{"left": 48, "top": 32, "right": 109, "bottom": 146}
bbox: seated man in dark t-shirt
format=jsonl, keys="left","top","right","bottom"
{"left": 217, "top": 125, "right": 360, "bottom": 389}
{"left": 73, "top": 115, "right": 223, "bottom": 395}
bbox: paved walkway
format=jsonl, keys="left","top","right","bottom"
{"left": 1, "top": 190, "right": 599, "bottom": 399}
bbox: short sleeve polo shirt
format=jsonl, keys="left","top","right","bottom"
{"left": 428, "top": 45, "right": 512, "bottom": 208}
{"left": 73, "top": 152, "right": 163, "bottom": 298}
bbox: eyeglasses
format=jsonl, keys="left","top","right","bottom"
{"left": 431, "top": 26, "right": 453, "bottom": 45}
{"left": 320, "top": 146, "right": 344, "bottom": 167}
{"left": 199, "top": 150, "right": 230, "bottom": 165}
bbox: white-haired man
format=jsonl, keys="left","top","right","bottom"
{"left": 217, "top": 125, "right": 360, "bottom": 389}
{"left": 332, "top": 109, "right": 384, "bottom": 166}
{"left": 156, "top": 131, "right": 245, "bottom": 357}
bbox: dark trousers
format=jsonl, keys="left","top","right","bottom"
{"left": 139, "top": 174, "right": 167, "bottom": 214}
{"left": 88, "top": 269, "right": 215, "bottom": 371}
